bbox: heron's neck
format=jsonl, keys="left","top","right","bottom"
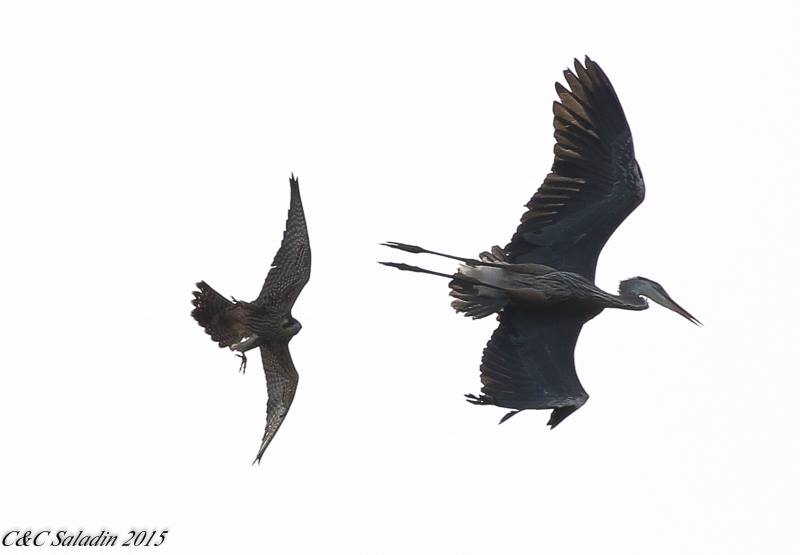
{"left": 612, "top": 283, "right": 649, "bottom": 311}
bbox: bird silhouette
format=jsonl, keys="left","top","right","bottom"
{"left": 192, "top": 174, "right": 310, "bottom": 463}
{"left": 381, "top": 57, "right": 699, "bottom": 427}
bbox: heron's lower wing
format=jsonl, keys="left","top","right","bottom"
{"left": 191, "top": 281, "right": 248, "bottom": 348}
{"left": 474, "top": 308, "right": 589, "bottom": 426}
{"left": 253, "top": 342, "right": 299, "bottom": 463}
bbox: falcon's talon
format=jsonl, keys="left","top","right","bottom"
{"left": 237, "top": 353, "right": 247, "bottom": 373}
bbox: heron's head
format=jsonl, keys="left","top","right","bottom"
{"left": 280, "top": 316, "right": 302, "bottom": 338}
{"left": 619, "top": 277, "right": 701, "bottom": 326}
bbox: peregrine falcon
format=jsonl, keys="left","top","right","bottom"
{"left": 191, "top": 174, "right": 311, "bottom": 463}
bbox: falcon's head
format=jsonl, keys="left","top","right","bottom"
{"left": 280, "top": 316, "right": 302, "bottom": 339}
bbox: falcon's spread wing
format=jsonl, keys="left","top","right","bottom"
{"left": 191, "top": 281, "right": 248, "bottom": 348}
{"left": 470, "top": 308, "right": 589, "bottom": 428}
{"left": 256, "top": 175, "right": 311, "bottom": 312}
{"left": 505, "top": 57, "right": 645, "bottom": 282}
{"left": 253, "top": 342, "right": 299, "bottom": 463}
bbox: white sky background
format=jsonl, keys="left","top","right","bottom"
{"left": 1, "top": 1, "right": 799, "bottom": 553}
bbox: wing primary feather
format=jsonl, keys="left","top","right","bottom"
{"left": 253, "top": 343, "right": 299, "bottom": 464}
{"left": 504, "top": 57, "right": 644, "bottom": 281}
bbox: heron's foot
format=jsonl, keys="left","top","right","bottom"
{"left": 464, "top": 393, "right": 491, "bottom": 405}
{"left": 381, "top": 241, "right": 425, "bottom": 254}
{"left": 465, "top": 393, "right": 481, "bottom": 405}
{"left": 237, "top": 352, "right": 247, "bottom": 373}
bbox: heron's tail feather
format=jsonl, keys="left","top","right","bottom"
{"left": 449, "top": 264, "right": 512, "bottom": 319}
{"left": 450, "top": 283, "right": 509, "bottom": 318}
{"left": 478, "top": 245, "right": 509, "bottom": 263}
{"left": 191, "top": 281, "right": 247, "bottom": 348}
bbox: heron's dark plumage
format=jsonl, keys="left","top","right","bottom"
{"left": 470, "top": 57, "right": 644, "bottom": 424}
{"left": 472, "top": 309, "right": 590, "bottom": 427}
{"left": 381, "top": 57, "right": 698, "bottom": 427}
{"left": 191, "top": 174, "right": 310, "bottom": 463}
{"left": 506, "top": 57, "right": 644, "bottom": 283}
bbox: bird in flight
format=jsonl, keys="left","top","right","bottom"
{"left": 191, "top": 174, "right": 311, "bottom": 463}
{"left": 381, "top": 57, "right": 699, "bottom": 428}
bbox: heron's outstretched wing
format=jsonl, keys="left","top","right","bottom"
{"left": 256, "top": 175, "right": 311, "bottom": 311}
{"left": 253, "top": 342, "right": 299, "bottom": 463}
{"left": 505, "top": 57, "right": 645, "bottom": 282}
{"left": 470, "top": 308, "right": 589, "bottom": 428}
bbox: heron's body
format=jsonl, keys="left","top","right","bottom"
{"left": 381, "top": 57, "right": 699, "bottom": 427}
{"left": 191, "top": 175, "right": 310, "bottom": 463}
{"left": 456, "top": 263, "right": 646, "bottom": 314}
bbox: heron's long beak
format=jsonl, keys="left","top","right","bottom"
{"left": 649, "top": 290, "right": 702, "bottom": 327}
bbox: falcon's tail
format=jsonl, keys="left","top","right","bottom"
{"left": 191, "top": 281, "right": 247, "bottom": 348}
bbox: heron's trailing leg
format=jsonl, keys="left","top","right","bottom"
{"left": 230, "top": 335, "right": 262, "bottom": 374}
{"left": 381, "top": 241, "right": 551, "bottom": 273}
{"left": 378, "top": 261, "right": 454, "bottom": 279}
{"left": 382, "top": 242, "right": 485, "bottom": 266}
{"left": 379, "top": 262, "right": 509, "bottom": 293}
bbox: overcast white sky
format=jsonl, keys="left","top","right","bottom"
{"left": 1, "top": 1, "right": 799, "bottom": 553}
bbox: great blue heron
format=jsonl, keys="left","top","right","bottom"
{"left": 381, "top": 57, "right": 699, "bottom": 427}
{"left": 191, "top": 174, "right": 311, "bottom": 463}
